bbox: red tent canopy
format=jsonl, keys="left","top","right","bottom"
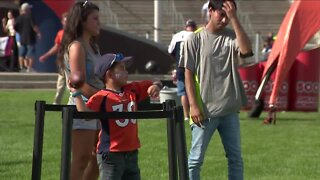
{"left": 263, "top": 0, "right": 320, "bottom": 106}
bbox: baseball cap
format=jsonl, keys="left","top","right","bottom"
{"left": 95, "top": 53, "right": 133, "bottom": 80}
{"left": 21, "top": 3, "right": 32, "bottom": 10}
{"left": 185, "top": 19, "right": 197, "bottom": 28}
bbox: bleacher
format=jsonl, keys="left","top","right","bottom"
{"left": 237, "top": 0, "right": 290, "bottom": 40}
{"left": 93, "top": 0, "right": 203, "bottom": 45}
{"left": 93, "top": 0, "right": 291, "bottom": 46}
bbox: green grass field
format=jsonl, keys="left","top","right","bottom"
{"left": 0, "top": 90, "right": 319, "bottom": 180}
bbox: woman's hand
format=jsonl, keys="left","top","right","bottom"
{"left": 68, "top": 79, "right": 78, "bottom": 93}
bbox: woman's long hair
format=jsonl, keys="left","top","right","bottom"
{"left": 58, "top": 1, "right": 99, "bottom": 70}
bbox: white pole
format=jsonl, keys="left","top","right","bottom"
{"left": 154, "top": 0, "right": 162, "bottom": 43}
{"left": 255, "top": 33, "right": 260, "bottom": 63}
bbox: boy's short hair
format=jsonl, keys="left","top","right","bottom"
{"left": 208, "top": 0, "right": 237, "bottom": 11}
{"left": 95, "top": 53, "right": 133, "bottom": 81}
{"left": 185, "top": 19, "right": 197, "bottom": 29}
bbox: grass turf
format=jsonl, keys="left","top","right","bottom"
{"left": 0, "top": 90, "right": 319, "bottom": 179}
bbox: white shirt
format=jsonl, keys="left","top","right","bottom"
{"left": 168, "top": 30, "right": 194, "bottom": 54}
{"left": 6, "top": 19, "right": 15, "bottom": 36}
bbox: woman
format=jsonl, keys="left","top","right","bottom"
{"left": 2, "top": 10, "right": 16, "bottom": 37}
{"left": 58, "top": 1, "right": 103, "bottom": 180}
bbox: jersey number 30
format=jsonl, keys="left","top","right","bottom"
{"left": 112, "top": 101, "right": 137, "bottom": 127}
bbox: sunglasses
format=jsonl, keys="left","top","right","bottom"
{"left": 109, "top": 53, "right": 125, "bottom": 68}
{"left": 82, "top": 0, "right": 99, "bottom": 11}
{"left": 82, "top": 0, "right": 88, "bottom": 8}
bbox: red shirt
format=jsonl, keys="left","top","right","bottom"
{"left": 54, "top": 29, "right": 64, "bottom": 46}
{"left": 86, "top": 81, "right": 153, "bottom": 153}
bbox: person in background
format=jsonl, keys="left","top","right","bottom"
{"left": 2, "top": 10, "right": 19, "bottom": 71}
{"left": 168, "top": 19, "right": 197, "bottom": 121}
{"left": 14, "top": 2, "right": 41, "bottom": 72}
{"left": 58, "top": 1, "right": 103, "bottom": 180}
{"left": 39, "top": 12, "right": 68, "bottom": 104}
{"left": 201, "top": 0, "right": 210, "bottom": 24}
{"left": 2, "top": 10, "right": 16, "bottom": 37}
{"left": 261, "top": 32, "right": 275, "bottom": 60}
{"left": 71, "top": 53, "right": 162, "bottom": 180}
{"left": 181, "top": 0, "right": 253, "bottom": 179}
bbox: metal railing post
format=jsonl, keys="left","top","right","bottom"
{"left": 165, "top": 100, "right": 178, "bottom": 180}
{"left": 31, "top": 101, "right": 46, "bottom": 180}
{"left": 60, "top": 107, "right": 74, "bottom": 180}
{"left": 174, "top": 106, "right": 189, "bottom": 180}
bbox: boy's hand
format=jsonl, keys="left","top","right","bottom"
{"left": 147, "top": 85, "right": 161, "bottom": 97}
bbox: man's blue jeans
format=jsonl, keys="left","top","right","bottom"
{"left": 188, "top": 113, "right": 243, "bottom": 180}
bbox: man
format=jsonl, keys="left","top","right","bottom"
{"left": 40, "top": 12, "right": 67, "bottom": 104}
{"left": 14, "top": 2, "right": 41, "bottom": 72}
{"left": 180, "top": 0, "right": 253, "bottom": 179}
{"left": 168, "top": 19, "right": 197, "bottom": 121}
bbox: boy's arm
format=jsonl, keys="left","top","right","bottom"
{"left": 71, "top": 90, "right": 93, "bottom": 112}
{"left": 129, "top": 80, "right": 162, "bottom": 102}
{"left": 147, "top": 81, "right": 162, "bottom": 98}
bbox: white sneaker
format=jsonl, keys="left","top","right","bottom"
{"left": 27, "top": 68, "right": 35, "bottom": 72}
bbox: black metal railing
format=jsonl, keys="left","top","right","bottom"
{"left": 32, "top": 100, "right": 188, "bottom": 180}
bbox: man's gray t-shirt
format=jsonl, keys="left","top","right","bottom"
{"left": 180, "top": 27, "right": 247, "bottom": 118}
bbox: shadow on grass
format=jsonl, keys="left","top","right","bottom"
{"left": 0, "top": 121, "right": 34, "bottom": 127}
{"left": 246, "top": 117, "right": 318, "bottom": 122}
{"left": 0, "top": 159, "right": 31, "bottom": 166}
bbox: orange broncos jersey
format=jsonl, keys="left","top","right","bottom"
{"left": 86, "top": 81, "right": 153, "bottom": 153}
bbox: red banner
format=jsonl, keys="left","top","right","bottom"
{"left": 43, "top": 0, "right": 75, "bottom": 18}
{"left": 238, "top": 64, "right": 262, "bottom": 110}
{"left": 288, "top": 48, "right": 320, "bottom": 111}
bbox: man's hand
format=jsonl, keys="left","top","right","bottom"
{"left": 222, "top": 1, "right": 237, "bottom": 20}
{"left": 190, "top": 104, "right": 204, "bottom": 127}
{"left": 37, "top": 33, "right": 41, "bottom": 40}
{"left": 39, "top": 55, "right": 47, "bottom": 62}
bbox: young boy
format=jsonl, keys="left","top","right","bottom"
{"left": 70, "top": 53, "right": 162, "bottom": 180}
